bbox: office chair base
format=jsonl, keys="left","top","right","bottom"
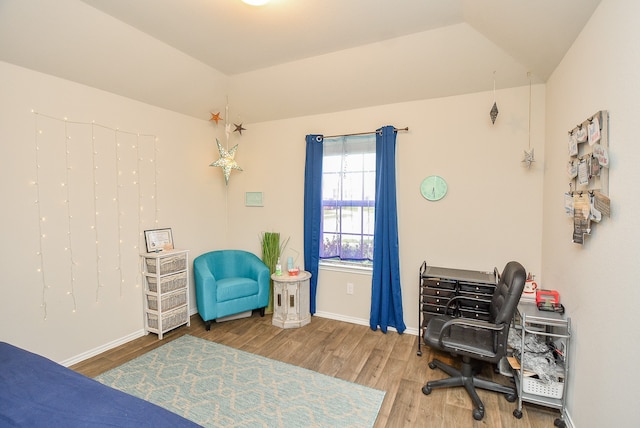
{"left": 422, "top": 357, "right": 517, "bottom": 421}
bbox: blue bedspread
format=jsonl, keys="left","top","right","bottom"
{"left": 0, "top": 342, "right": 201, "bottom": 427}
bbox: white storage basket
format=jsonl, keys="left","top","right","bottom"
{"left": 147, "top": 271, "right": 187, "bottom": 294}
{"left": 147, "top": 306, "right": 188, "bottom": 331}
{"left": 145, "top": 254, "right": 187, "bottom": 275}
{"left": 522, "top": 376, "right": 564, "bottom": 399}
{"left": 146, "top": 290, "right": 187, "bottom": 312}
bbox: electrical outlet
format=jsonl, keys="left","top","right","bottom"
{"left": 346, "top": 282, "right": 354, "bottom": 295}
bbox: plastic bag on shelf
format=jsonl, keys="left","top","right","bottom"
{"left": 508, "top": 328, "right": 559, "bottom": 383}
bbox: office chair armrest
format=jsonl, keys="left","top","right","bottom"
{"left": 441, "top": 317, "right": 505, "bottom": 331}
{"left": 437, "top": 318, "right": 509, "bottom": 348}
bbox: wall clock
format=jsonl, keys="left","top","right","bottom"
{"left": 420, "top": 175, "right": 448, "bottom": 201}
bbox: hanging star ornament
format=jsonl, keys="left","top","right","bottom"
{"left": 210, "top": 139, "right": 242, "bottom": 185}
{"left": 522, "top": 148, "right": 535, "bottom": 168}
{"left": 209, "top": 112, "right": 223, "bottom": 124}
{"left": 490, "top": 102, "right": 499, "bottom": 124}
{"left": 234, "top": 123, "right": 246, "bottom": 135}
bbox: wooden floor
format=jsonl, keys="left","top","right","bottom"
{"left": 72, "top": 313, "right": 561, "bottom": 427}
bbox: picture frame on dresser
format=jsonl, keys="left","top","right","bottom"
{"left": 144, "top": 228, "right": 174, "bottom": 252}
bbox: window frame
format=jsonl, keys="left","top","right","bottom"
{"left": 319, "top": 135, "right": 376, "bottom": 266}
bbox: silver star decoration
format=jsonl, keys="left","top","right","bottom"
{"left": 522, "top": 148, "right": 535, "bottom": 168}
{"left": 210, "top": 139, "right": 242, "bottom": 185}
{"left": 490, "top": 102, "right": 499, "bottom": 124}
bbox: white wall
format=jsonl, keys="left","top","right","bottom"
{"left": 0, "top": 61, "right": 227, "bottom": 363}
{"left": 226, "top": 84, "right": 546, "bottom": 333}
{"left": 543, "top": 1, "right": 640, "bottom": 426}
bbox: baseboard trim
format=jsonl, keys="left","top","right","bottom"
{"left": 61, "top": 329, "right": 146, "bottom": 367}
{"left": 65, "top": 308, "right": 201, "bottom": 367}
{"left": 564, "top": 410, "right": 575, "bottom": 428}
{"left": 313, "top": 310, "right": 419, "bottom": 336}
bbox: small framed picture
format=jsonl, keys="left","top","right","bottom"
{"left": 245, "top": 191, "right": 264, "bottom": 207}
{"left": 144, "top": 228, "right": 174, "bottom": 253}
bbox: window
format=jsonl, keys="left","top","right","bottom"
{"left": 320, "top": 134, "right": 376, "bottom": 265}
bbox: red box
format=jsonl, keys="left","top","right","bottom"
{"left": 536, "top": 289, "right": 560, "bottom": 305}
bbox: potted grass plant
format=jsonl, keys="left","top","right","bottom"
{"left": 260, "top": 231, "right": 289, "bottom": 313}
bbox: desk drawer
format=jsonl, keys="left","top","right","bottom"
{"left": 421, "top": 294, "right": 452, "bottom": 306}
{"left": 459, "top": 281, "right": 495, "bottom": 295}
{"left": 421, "top": 278, "right": 456, "bottom": 290}
{"left": 421, "top": 303, "right": 455, "bottom": 315}
{"left": 458, "top": 291, "right": 491, "bottom": 310}
{"left": 458, "top": 308, "right": 491, "bottom": 321}
{"left": 421, "top": 287, "right": 456, "bottom": 298}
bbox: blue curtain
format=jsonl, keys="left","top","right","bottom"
{"left": 370, "top": 126, "right": 406, "bottom": 333}
{"left": 303, "top": 134, "right": 323, "bottom": 314}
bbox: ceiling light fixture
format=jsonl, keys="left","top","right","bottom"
{"left": 242, "top": 0, "right": 270, "bottom": 6}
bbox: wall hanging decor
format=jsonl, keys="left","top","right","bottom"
{"left": 522, "top": 72, "right": 535, "bottom": 168}
{"left": 420, "top": 175, "right": 448, "bottom": 201}
{"left": 490, "top": 71, "right": 499, "bottom": 124}
{"left": 233, "top": 123, "right": 246, "bottom": 135}
{"left": 209, "top": 111, "right": 222, "bottom": 124}
{"left": 209, "top": 104, "right": 244, "bottom": 185}
{"left": 31, "top": 111, "right": 159, "bottom": 318}
{"left": 565, "top": 110, "right": 610, "bottom": 245}
{"left": 210, "top": 139, "right": 242, "bottom": 185}
{"left": 245, "top": 191, "right": 263, "bottom": 207}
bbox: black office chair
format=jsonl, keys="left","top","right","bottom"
{"left": 421, "top": 261, "right": 526, "bottom": 421}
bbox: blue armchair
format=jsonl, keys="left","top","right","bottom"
{"left": 194, "top": 250, "right": 270, "bottom": 330}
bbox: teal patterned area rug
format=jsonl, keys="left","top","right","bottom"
{"left": 95, "top": 335, "right": 385, "bottom": 428}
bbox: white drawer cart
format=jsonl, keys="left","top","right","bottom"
{"left": 513, "top": 302, "right": 571, "bottom": 428}
{"left": 271, "top": 271, "right": 311, "bottom": 329}
{"left": 141, "top": 249, "right": 190, "bottom": 339}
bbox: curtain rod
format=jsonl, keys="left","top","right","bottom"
{"left": 323, "top": 126, "right": 408, "bottom": 138}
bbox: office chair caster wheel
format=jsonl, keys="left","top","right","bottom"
{"left": 513, "top": 409, "right": 523, "bottom": 419}
{"left": 473, "top": 408, "right": 484, "bottom": 421}
{"left": 428, "top": 361, "right": 437, "bottom": 370}
{"left": 421, "top": 385, "right": 432, "bottom": 395}
{"left": 554, "top": 418, "right": 566, "bottom": 428}
{"left": 505, "top": 392, "right": 517, "bottom": 402}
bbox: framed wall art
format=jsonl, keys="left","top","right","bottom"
{"left": 245, "top": 191, "right": 264, "bottom": 207}
{"left": 144, "top": 228, "right": 174, "bottom": 252}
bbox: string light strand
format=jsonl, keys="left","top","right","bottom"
{"left": 91, "top": 122, "right": 103, "bottom": 302}
{"left": 63, "top": 120, "right": 77, "bottom": 312}
{"left": 115, "top": 130, "right": 125, "bottom": 296}
{"left": 31, "top": 111, "right": 158, "bottom": 313}
{"left": 33, "top": 112, "right": 48, "bottom": 320}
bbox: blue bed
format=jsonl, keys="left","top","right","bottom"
{"left": 0, "top": 342, "right": 200, "bottom": 427}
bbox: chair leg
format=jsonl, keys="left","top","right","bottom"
{"left": 473, "top": 376, "right": 516, "bottom": 395}
{"left": 259, "top": 307, "right": 265, "bottom": 317}
{"left": 205, "top": 320, "right": 212, "bottom": 331}
{"left": 429, "top": 359, "right": 463, "bottom": 378}
{"left": 423, "top": 356, "right": 513, "bottom": 421}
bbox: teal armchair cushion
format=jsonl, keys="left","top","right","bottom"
{"left": 194, "top": 250, "right": 270, "bottom": 330}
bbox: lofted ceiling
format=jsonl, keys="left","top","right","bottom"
{"left": 0, "top": 0, "right": 601, "bottom": 123}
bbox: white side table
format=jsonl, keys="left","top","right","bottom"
{"left": 271, "top": 271, "right": 311, "bottom": 329}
